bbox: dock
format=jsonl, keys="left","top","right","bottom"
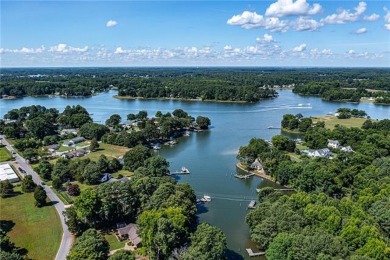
{"left": 234, "top": 173, "right": 255, "bottom": 179}
{"left": 273, "top": 188, "right": 296, "bottom": 191}
{"left": 168, "top": 171, "right": 190, "bottom": 175}
{"left": 267, "top": 126, "right": 281, "bottom": 129}
{"left": 246, "top": 248, "right": 265, "bottom": 257}
{"left": 248, "top": 200, "right": 256, "bottom": 209}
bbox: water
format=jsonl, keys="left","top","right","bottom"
{"left": 1, "top": 90, "right": 389, "bottom": 259}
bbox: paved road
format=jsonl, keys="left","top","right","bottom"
{"left": 1, "top": 135, "right": 73, "bottom": 260}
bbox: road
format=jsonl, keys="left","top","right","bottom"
{"left": 1, "top": 135, "right": 73, "bottom": 260}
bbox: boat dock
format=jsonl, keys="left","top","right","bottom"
{"left": 169, "top": 171, "right": 190, "bottom": 175}
{"left": 248, "top": 200, "right": 256, "bottom": 209}
{"left": 234, "top": 173, "right": 254, "bottom": 179}
{"left": 246, "top": 248, "right": 265, "bottom": 257}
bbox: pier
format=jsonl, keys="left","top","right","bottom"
{"left": 234, "top": 173, "right": 255, "bottom": 179}
{"left": 246, "top": 248, "right": 265, "bottom": 257}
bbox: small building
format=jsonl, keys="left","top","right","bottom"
{"left": 250, "top": 158, "right": 263, "bottom": 171}
{"left": 341, "top": 146, "right": 354, "bottom": 153}
{"left": 62, "top": 137, "right": 86, "bottom": 147}
{"left": 60, "top": 129, "right": 78, "bottom": 136}
{"left": 0, "top": 163, "right": 19, "bottom": 183}
{"left": 48, "top": 144, "right": 60, "bottom": 152}
{"left": 117, "top": 224, "right": 142, "bottom": 248}
{"left": 327, "top": 140, "right": 341, "bottom": 149}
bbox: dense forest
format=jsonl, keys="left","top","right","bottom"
{"left": 1, "top": 67, "right": 389, "bottom": 103}
{"left": 238, "top": 116, "right": 390, "bottom": 259}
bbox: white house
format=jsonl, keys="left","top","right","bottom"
{"left": 327, "top": 140, "right": 341, "bottom": 149}
{"left": 250, "top": 158, "right": 263, "bottom": 171}
{"left": 0, "top": 163, "right": 19, "bottom": 183}
{"left": 307, "top": 148, "right": 332, "bottom": 158}
{"left": 341, "top": 146, "right": 354, "bottom": 153}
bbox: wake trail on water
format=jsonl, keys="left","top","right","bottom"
{"left": 195, "top": 192, "right": 257, "bottom": 202}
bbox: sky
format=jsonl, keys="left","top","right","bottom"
{"left": 1, "top": 0, "right": 390, "bottom": 67}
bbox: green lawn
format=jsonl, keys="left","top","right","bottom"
{"left": 104, "top": 232, "right": 126, "bottom": 251}
{"left": 0, "top": 146, "right": 13, "bottom": 162}
{"left": 312, "top": 115, "right": 369, "bottom": 130}
{"left": 0, "top": 188, "right": 62, "bottom": 260}
{"left": 84, "top": 143, "right": 130, "bottom": 161}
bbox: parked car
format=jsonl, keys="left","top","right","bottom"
{"left": 18, "top": 167, "right": 26, "bottom": 173}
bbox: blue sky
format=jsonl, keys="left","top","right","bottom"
{"left": 1, "top": 0, "right": 389, "bottom": 67}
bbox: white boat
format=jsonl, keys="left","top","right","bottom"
{"left": 180, "top": 167, "right": 190, "bottom": 174}
{"left": 203, "top": 195, "right": 211, "bottom": 202}
{"left": 153, "top": 145, "right": 161, "bottom": 150}
{"left": 184, "top": 131, "right": 191, "bottom": 136}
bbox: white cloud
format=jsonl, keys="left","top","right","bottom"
{"left": 256, "top": 34, "right": 274, "bottom": 43}
{"left": 0, "top": 46, "right": 45, "bottom": 54}
{"left": 265, "top": 0, "right": 322, "bottom": 17}
{"left": 227, "top": 11, "right": 289, "bottom": 32}
{"left": 355, "top": 27, "right": 367, "bottom": 34}
{"left": 292, "top": 16, "right": 323, "bottom": 31}
{"left": 322, "top": 2, "right": 367, "bottom": 24}
{"left": 363, "top": 13, "right": 380, "bottom": 21}
{"left": 49, "top": 43, "right": 89, "bottom": 53}
{"left": 385, "top": 8, "right": 390, "bottom": 30}
{"left": 293, "top": 43, "right": 306, "bottom": 52}
{"left": 106, "top": 20, "right": 118, "bottom": 28}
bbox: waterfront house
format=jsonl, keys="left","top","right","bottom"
{"left": 60, "top": 129, "right": 78, "bottom": 136}
{"left": 117, "top": 223, "right": 142, "bottom": 248}
{"left": 327, "top": 140, "right": 341, "bottom": 149}
{"left": 250, "top": 158, "right": 263, "bottom": 171}
{"left": 307, "top": 148, "right": 332, "bottom": 158}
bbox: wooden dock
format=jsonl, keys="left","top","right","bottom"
{"left": 246, "top": 248, "right": 265, "bottom": 257}
{"left": 168, "top": 171, "right": 190, "bottom": 176}
{"left": 234, "top": 173, "right": 255, "bottom": 179}
{"left": 273, "top": 188, "right": 296, "bottom": 191}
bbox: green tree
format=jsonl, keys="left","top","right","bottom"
{"left": 67, "top": 229, "right": 109, "bottom": 260}
{"left": 52, "top": 177, "right": 63, "bottom": 191}
{"left": 184, "top": 223, "right": 226, "bottom": 260}
{"left": 34, "top": 185, "right": 47, "bottom": 207}
{"left": 97, "top": 155, "right": 109, "bottom": 173}
{"left": 89, "top": 138, "right": 100, "bottom": 152}
{"left": 73, "top": 189, "right": 102, "bottom": 227}
{"left": 36, "top": 160, "right": 53, "bottom": 180}
{"left": 143, "top": 156, "right": 170, "bottom": 177}
{"left": 196, "top": 116, "right": 211, "bottom": 130}
{"left": 63, "top": 207, "right": 85, "bottom": 236}
{"left": 80, "top": 123, "right": 109, "bottom": 141}
{"left": 105, "top": 114, "right": 121, "bottom": 127}
{"left": 123, "top": 145, "right": 151, "bottom": 171}
{"left": 109, "top": 250, "right": 135, "bottom": 260}
{"left": 0, "top": 180, "right": 14, "bottom": 198}
{"left": 21, "top": 175, "right": 36, "bottom": 192}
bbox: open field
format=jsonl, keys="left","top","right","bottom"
{"left": 104, "top": 232, "right": 126, "bottom": 251}
{"left": 84, "top": 143, "right": 130, "bottom": 161}
{"left": 312, "top": 115, "right": 368, "bottom": 130}
{"left": 0, "top": 188, "right": 62, "bottom": 260}
{"left": 0, "top": 146, "right": 13, "bottom": 162}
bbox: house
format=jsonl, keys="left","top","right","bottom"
{"left": 60, "top": 129, "right": 78, "bottom": 136}
{"left": 327, "top": 140, "right": 341, "bottom": 149}
{"left": 341, "top": 146, "right": 354, "bottom": 153}
{"left": 117, "top": 224, "right": 142, "bottom": 248}
{"left": 307, "top": 148, "right": 332, "bottom": 158}
{"left": 48, "top": 144, "right": 60, "bottom": 152}
{"left": 62, "top": 137, "right": 86, "bottom": 147}
{"left": 100, "top": 173, "right": 111, "bottom": 183}
{"left": 250, "top": 158, "right": 263, "bottom": 171}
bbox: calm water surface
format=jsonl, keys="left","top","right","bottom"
{"left": 1, "top": 90, "right": 389, "bottom": 259}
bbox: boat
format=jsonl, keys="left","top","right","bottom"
{"left": 183, "top": 131, "right": 191, "bottom": 136}
{"left": 180, "top": 167, "right": 190, "bottom": 174}
{"left": 153, "top": 144, "right": 161, "bottom": 150}
{"left": 202, "top": 195, "right": 212, "bottom": 202}
{"left": 248, "top": 200, "right": 256, "bottom": 209}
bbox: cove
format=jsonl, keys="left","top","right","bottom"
{"left": 1, "top": 90, "right": 389, "bottom": 259}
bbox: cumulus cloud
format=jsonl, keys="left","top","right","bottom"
{"left": 256, "top": 34, "right": 274, "bottom": 43}
{"left": 49, "top": 43, "right": 89, "bottom": 53}
{"left": 363, "top": 13, "right": 380, "bottom": 21}
{"left": 265, "top": 0, "right": 322, "bottom": 17}
{"left": 293, "top": 43, "right": 306, "bottom": 52}
{"left": 227, "top": 11, "right": 289, "bottom": 32}
{"left": 292, "top": 16, "right": 323, "bottom": 31}
{"left": 322, "top": 1, "right": 367, "bottom": 24}
{"left": 385, "top": 7, "right": 390, "bottom": 30}
{"left": 106, "top": 20, "right": 118, "bottom": 27}
{"left": 355, "top": 27, "right": 367, "bottom": 34}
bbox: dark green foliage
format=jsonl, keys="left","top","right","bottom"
{"left": 89, "top": 138, "right": 99, "bottom": 152}
{"left": 0, "top": 180, "right": 14, "bottom": 198}
{"left": 109, "top": 250, "right": 135, "bottom": 260}
{"left": 79, "top": 123, "right": 109, "bottom": 141}
{"left": 184, "top": 223, "right": 227, "bottom": 260}
{"left": 21, "top": 175, "right": 36, "bottom": 192}
{"left": 34, "top": 185, "right": 47, "bottom": 207}
{"left": 67, "top": 229, "right": 109, "bottom": 260}
{"left": 66, "top": 183, "right": 81, "bottom": 196}
{"left": 36, "top": 159, "right": 53, "bottom": 180}
{"left": 123, "top": 145, "right": 151, "bottom": 171}
{"left": 105, "top": 114, "right": 121, "bottom": 126}
{"left": 196, "top": 116, "right": 211, "bottom": 129}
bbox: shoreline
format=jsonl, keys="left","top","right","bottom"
{"left": 236, "top": 162, "right": 278, "bottom": 184}
{"left": 114, "top": 95, "right": 260, "bottom": 104}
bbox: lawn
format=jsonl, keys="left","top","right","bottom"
{"left": 84, "top": 143, "right": 130, "bottom": 161}
{"left": 312, "top": 115, "right": 369, "bottom": 130}
{"left": 0, "top": 188, "right": 62, "bottom": 260}
{"left": 0, "top": 146, "right": 13, "bottom": 162}
{"left": 104, "top": 232, "right": 126, "bottom": 251}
